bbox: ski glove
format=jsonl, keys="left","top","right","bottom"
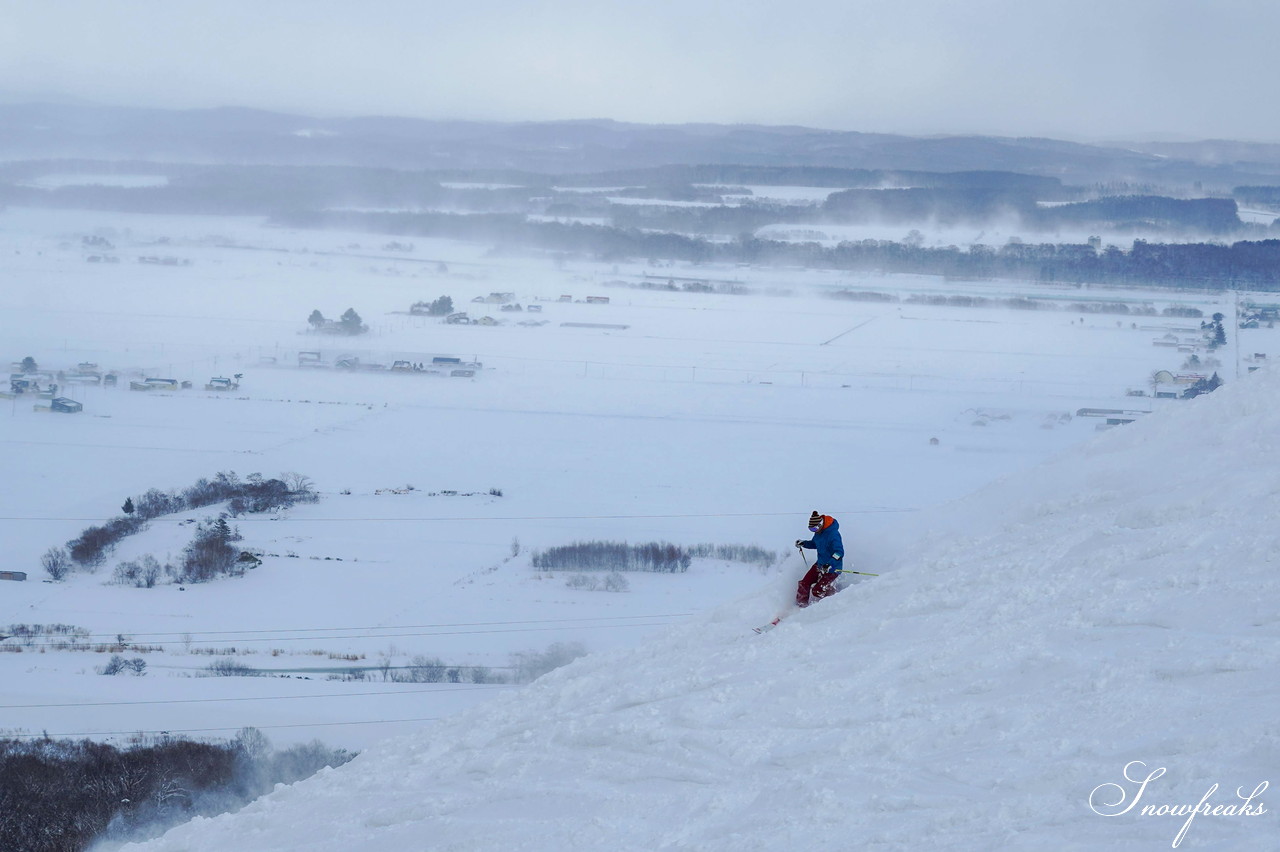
{"left": 794, "top": 539, "right": 807, "bottom": 548}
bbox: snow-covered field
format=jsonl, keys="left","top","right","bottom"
{"left": 1, "top": 205, "right": 1275, "bottom": 849}
{"left": 119, "top": 361, "right": 1280, "bottom": 852}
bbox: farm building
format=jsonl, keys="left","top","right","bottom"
{"left": 50, "top": 397, "right": 83, "bottom": 413}
{"left": 130, "top": 377, "right": 179, "bottom": 391}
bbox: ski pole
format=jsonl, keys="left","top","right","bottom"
{"left": 835, "top": 569, "right": 879, "bottom": 576}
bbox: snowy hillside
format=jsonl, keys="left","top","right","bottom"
{"left": 116, "top": 364, "right": 1280, "bottom": 850}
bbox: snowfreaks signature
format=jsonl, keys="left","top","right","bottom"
{"left": 1089, "top": 760, "right": 1268, "bottom": 848}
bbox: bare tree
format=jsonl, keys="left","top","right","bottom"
{"left": 40, "top": 546, "right": 71, "bottom": 580}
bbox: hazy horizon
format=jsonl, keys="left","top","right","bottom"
{"left": 3, "top": 0, "right": 1278, "bottom": 143}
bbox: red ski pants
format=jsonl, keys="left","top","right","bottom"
{"left": 796, "top": 566, "right": 838, "bottom": 608}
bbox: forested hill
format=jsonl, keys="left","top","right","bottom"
{"left": 5, "top": 102, "right": 1280, "bottom": 185}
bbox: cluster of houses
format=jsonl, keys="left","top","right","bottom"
{"left": 137, "top": 255, "right": 192, "bottom": 266}
{"left": 1239, "top": 301, "right": 1279, "bottom": 328}
{"left": 5, "top": 359, "right": 248, "bottom": 414}
{"left": 127, "top": 375, "right": 242, "bottom": 392}
{"left": 442, "top": 292, "right": 608, "bottom": 326}
{"left": 297, "top": 351, "right": 480, "bottom": 377}
{"left": 5, "top": 379, "right": 82, "bottom": 413}
{"left": 6, "top": 364, "right": 82, "bottom": 413}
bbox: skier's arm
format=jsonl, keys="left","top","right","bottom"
{"left": 824, "top": 536, "right": 845, "bottom": 571}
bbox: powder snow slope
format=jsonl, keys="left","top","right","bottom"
{"left": 118, "top": 367, "right": 1280, "bottom": 851}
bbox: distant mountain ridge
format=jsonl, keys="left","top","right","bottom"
{"left": 5, "top": 102, "right": 1280, "bottom": 187}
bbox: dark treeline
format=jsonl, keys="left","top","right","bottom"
{"left": 277, "top": 208, "right": 1280, "bottom": 290}
{"left": 1235, "top": 185, "right": 1280, "bottom": 207}
{"left": 5, "top": 157, "right": 1278, "bottom": 284}
{"left": 612, "top": 190, "right": 1243, "bottom": 235}
{"left": 610, "top": 200, "right": 798, "bottom": 236}
{"left": 57, "top": 471, "right": 315, "bottom": 573}
{"left": 812, "top": 237, "right": 1280, "bottom": 288}
{"left": 530, "top": 541, "right": 779, "bottom": 572}
{"left": 826, "top": 191, "right": 1244, "bottom": 234}
{"left": 0, "top": 732, "right": 354, "bottom": 852}
{"left": 599, "top": 191, "right": 1253, "bottom": 238}
{"left": 822, "top": 186, "right": 1048, "bottom": 225}
{"left": 1023, "top": 196, "right": 1243, "bottom": 235}
{"left": 3, "top": 159, "right": 1273, "bottom": 242}
{"left": 545, "top": 164, "right": 1066, "bottom": 192}
{"left": 532, "top": 541, "right": 693, "bottom": 573}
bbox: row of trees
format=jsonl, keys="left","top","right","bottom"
{"left": 602, "top": 190, "right": 1248, "bottom": 238}
{"left": 525, "top": 541, "right": 780, "bottom": 574}
{"left": 550, "top": 164, "right": 1066, "bottom": 192}
{"left": 531, "top": 541, "right": 693, "bottom": 573}
{"left": 278, "top": 208, "right": 1280, "bottom": 290}
{"left": 306, "top": 308, "right": 366, "bottom": 335}
{"left": 57, "top": 517, "right": 249, "bottom": 588}
{"left": 409, "top": 295, "right": 454, "bottom": 316}
{"left": 0, "top": 729, "right": 354, "bottom": 852}
{"left": 2, "top": 154, "right": 1273, "bottom": 241}
{"left": 46, "top": 472, "right": 315, "bottom": 579}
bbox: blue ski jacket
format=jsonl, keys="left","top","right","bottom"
{"left": 799, "top": 516, "right": 844, "bottom": 573}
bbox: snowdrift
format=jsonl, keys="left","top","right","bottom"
{"left": 119, "top": 367, "right": 1280, "bottom": 851}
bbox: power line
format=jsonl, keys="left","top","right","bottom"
{"left": 0, "top": 507, "right": 915, "bottom": 523}
{"left": 10, "top": 613, "right": 693, "bottom": 642}
{"left": 3, "top": 613, "right": 693, "bottom": 647}
{"left": 12, "top": 620, "right": 683, "bottom": 649}
{"left": 6, "top": 716, "right": 446, "bottom": 739}
{"left": 0, "top": 684, "right": 513, "bottom": 711}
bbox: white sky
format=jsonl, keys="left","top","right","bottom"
{"left": 0, "top": 0, "right": 1276, "bottom": 141}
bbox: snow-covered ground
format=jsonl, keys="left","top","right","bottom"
{"left": 117, "top": 359, "right": 1280, "bottom": 852}
{"left": 0, "top": 205, "right": 1274, "bottom": 849}
{"left": 1238, "top": 207, "right": 1280, "bottom": 226}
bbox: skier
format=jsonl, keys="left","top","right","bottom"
{"left": 794, "top": 510, "right": 844, "bottom": 608}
